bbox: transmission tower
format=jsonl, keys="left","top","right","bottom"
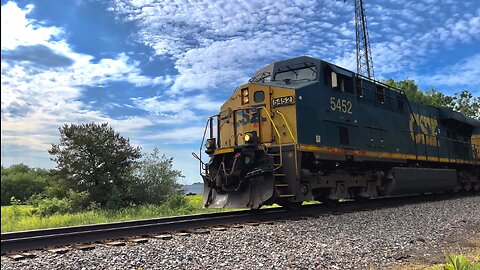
{"left": 352, "top": 0, "right": 375, "bottom": 79}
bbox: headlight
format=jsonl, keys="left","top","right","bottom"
{"left": 205, "top": 139, "right": 216, "bottom": 149}
{"left": 241, "top": 88, "right": 249, "bottom": 104}
{"left": 244, "top": 133, "right": 254, "bottom": 143}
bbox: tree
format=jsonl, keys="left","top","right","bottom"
{"left": 451, "top": 90, "right": 480, "bottom": 119}
{"left": 132, "top": 147, "right": 184, "bottom": 204}
{"left": 384, "top": 79, "right": 427, "bottom": 104}
{"left": 423, "top": 88, "right": 454, "bottom": 108}
{"left": 0, "top": 164, "right": 50, "bottom": 205}
{"left": 384, "top": 79, "right": 479, "bottom": 120}
{"left": 48, "top": 123, "right": 142, "bottom": 207}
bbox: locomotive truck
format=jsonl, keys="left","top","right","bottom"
{"left": 196, "top": 56, "right": 480, "bottom": 209}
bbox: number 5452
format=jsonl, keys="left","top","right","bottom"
{"left": 330, "top": 97, "right": 352, "bottom": 114}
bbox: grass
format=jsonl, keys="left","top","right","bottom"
{"left": 1, "top": 196, "right": 327, "bottom": 233}
{"left": 1, "top": 195, "right": 236, "bottom": 233}
{"left": 397, "top": 251, "right": 480, "bottom": 270}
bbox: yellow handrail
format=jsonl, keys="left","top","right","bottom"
{"left": 275, "top": 110, "right": 296, "bottom": 143}
{"left": 275, "top": 110, "right": 299, "bottom": 178}
{"left": 259, "top": 107, "right": 283, "bottom": 170}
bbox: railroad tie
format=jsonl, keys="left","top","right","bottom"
{"left": 129, "top": 238, "right": 149, "bottom": 244}
{"left": 227, "top": 224, "right": 244, "bottom": 228}
{"left": 193, "top": 229, "right": 210, "bottom": 235}
{"left": 152, "top": 234, "right": 173, "bottom": 240}
{"left": 211, "top": 227, "right": 227, "bottom": 231}
{"left": 7, "top": 254, "right": 25, "bottom": 261}
{"left": 245, "top": 222, "right": 260, "bottom": 226}
{"left": 261, "top": 221, "right": 275, "bottom": 225}
{"left": 73, "top": 244, "right": 96, "bottom": 251}
{"left": 105, "top": 241, "right": 126, "bottom": 247}
{"left": 47, "top": 247, "right": 69, "bottom": 254}
{"left": 7, "top": 252, "right": 36, "bottom": 261}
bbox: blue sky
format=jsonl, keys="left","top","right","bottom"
{"left": 1, "top": 0, "right": 479, "bottom": 184}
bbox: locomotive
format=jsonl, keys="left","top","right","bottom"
{"left": 196, "top": 56, "right": 480, "bottom": 209}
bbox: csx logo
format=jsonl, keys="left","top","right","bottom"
{"left": 235, "top": 110, "right": 267, "bottom": 126}
{"left": 408, "top": 113, "right": 439, "bottom": 146}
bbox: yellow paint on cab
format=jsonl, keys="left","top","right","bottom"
{"left": 217, "top": 83, "right": 297, "bottom": 149}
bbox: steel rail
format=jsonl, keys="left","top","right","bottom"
{"left": 2, "top": 192, "right": 477, "bottom": 254}
{"left": 1, "top": 207, "right": 315, "bottom": 254}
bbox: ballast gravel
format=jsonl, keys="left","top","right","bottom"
{"left": 2, "top": 195, "right": 479, "bottom": 270}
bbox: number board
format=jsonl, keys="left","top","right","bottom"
{"left": 272, "top": 96, "right": 294, "bottom": 107}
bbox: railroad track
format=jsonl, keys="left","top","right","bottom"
{"left": 2, "top": 192, "right": 478, "bottom": 256}
{"left": 1, "top": 207, "right": 314, "bottom": 255}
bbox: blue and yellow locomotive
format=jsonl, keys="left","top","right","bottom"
{"left": 197, "top": 56, "right": 480, "bottom": 209}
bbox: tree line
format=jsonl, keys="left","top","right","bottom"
{"left": 384, "top": 79, "right": 479, "bottom": 119}
{"left": 1, "top": 123, "right": 184, "bottom": 215}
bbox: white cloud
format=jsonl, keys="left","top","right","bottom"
{"left": 144, "top": 126, "right": 206, "bottom": 143}
{"left": 132, "top": 94, "right": 223, "bottom": 114}
{"left": 110, "top": 0, "right": 341, "bottom": 93}
{"left": 415, "top": 54, "right": 480, "bottom": 93}
{"left": 109, "top": 0, "right": 480, "bottom": 92}
{"left": 1, "top": 2, "right": 61, "bottom": 50}
{"left": 1, "top": 2, "right": 167, "bottom": 155}
{"left": 332, "top": 4, "right": 480, "bottom": 80}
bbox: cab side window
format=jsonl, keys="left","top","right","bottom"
{"left": 331, "top": 72, "right": 354, "bottom": 94}
{"left": 376, "top": 86, "right": 385, "bottom": 103}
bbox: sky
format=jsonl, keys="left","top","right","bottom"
{"left": 1, "top": 0, "right": 479, "bottom": 184}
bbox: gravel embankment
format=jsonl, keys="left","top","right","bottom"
{"left": 2, "top": 195, "right": 479, "bottom": 270}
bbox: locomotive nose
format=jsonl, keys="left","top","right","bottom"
{"left": 203, "top": 174, "right": 274, "bottom": 209}
{"left": 202, "top": 149, "right": 275, "bottom": 209}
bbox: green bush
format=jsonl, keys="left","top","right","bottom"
{"left": 10, "top": 196, "right": 22, "bottom": 219}
{"left": 27, "top": 193, "right": 45, "bottom": 207}
{"left": 165, "top": 194, "right": 189, "bottom": 209}
{"left": 36, "top": 189, "right": 91, "bottom": 216}
{"left": 65, "top": 190, "right": 90, "bottom": 212}
{"left": 37, "top": 197, "right": 73, "bottom": 216}
{"left": 1, "top": 164, "right": 49, "bottom": 205}
{"left": 444, "top": 254, "right": 480, "bottom": 270}
{"left": 132, "top": 148, "right": 183, "bottom": 205}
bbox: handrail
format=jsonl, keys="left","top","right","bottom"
{"left": 275, "top": 110, "right": 299, "bottom": 179}
{"left": 356, "top": 73, "right": 405, "bottom": 95}
{"left": 259, "top": 107, "right": 283, "bottom": 170}
{"left": 275, "top": 111, "right": 296, "bottom": 142}
{"left": 197, "top": 117, "right": 213, "bottom": 176}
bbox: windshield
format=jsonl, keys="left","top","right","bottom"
{"left": 274, "top": 63, "right": 317, "bottom": 82}
{"left": 249, "top": 71, "right": 271, "bottom": 83}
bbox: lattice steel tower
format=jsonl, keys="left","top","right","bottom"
{"left": 353, "top": 0, "right": 375, "bottom": 79}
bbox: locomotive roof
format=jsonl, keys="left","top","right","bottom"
{"left": 438, "top": 107, "right": 480, "bottom": 128}
{"left": 249, "top": 56, "right": 352, "bottom": 89}
{"left": 249, "top": 56, "right": 480, "bottom": 127}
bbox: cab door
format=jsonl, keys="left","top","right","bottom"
{"left": 269, "top": 87, "right": 297, "bottom": 145}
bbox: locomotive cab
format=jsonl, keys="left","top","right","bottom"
{"left": 199, "top": 58, "right": 317, "bottom": 208}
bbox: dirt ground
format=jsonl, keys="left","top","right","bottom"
{"left": 394, "top": 232, "right": 480, "bottom": 270}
